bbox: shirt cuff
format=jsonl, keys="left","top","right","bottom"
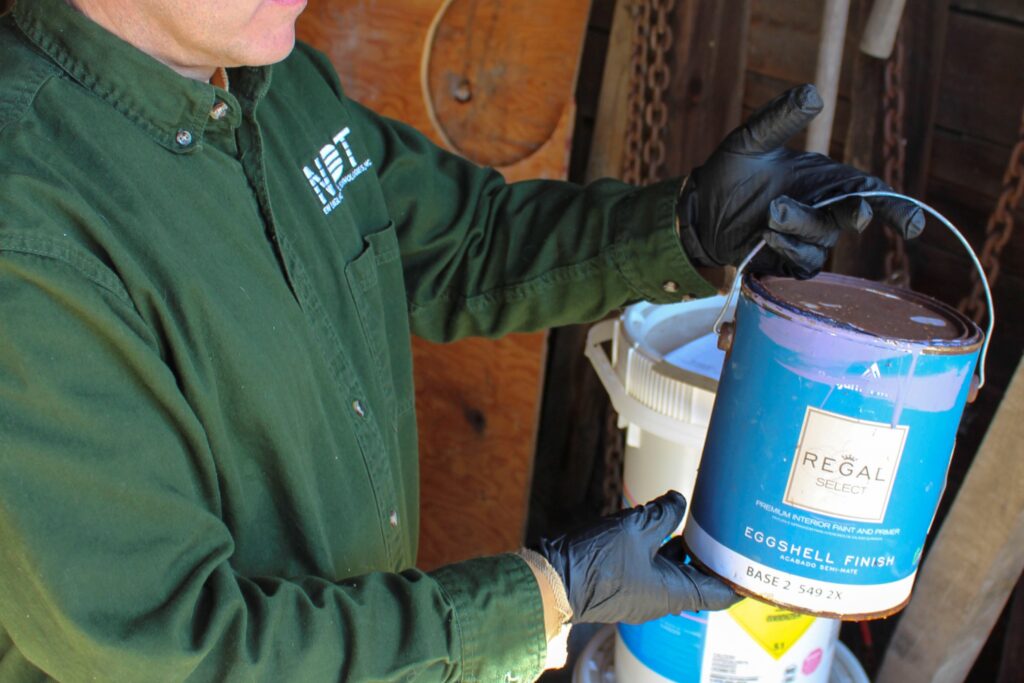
{"left": 515, "top": 548, "right": 572, "bottom": 670}
{"left": 431, "top": 554, "right": 547, "bottom": 683}
{"left": 611, "top": 178, "right": 718, "bottom": 303}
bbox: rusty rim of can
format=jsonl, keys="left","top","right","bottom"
{"left": 741, "top": 273, "right": 984, "bottom": 356}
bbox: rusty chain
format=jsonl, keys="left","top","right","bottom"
{"left": 622, "top": 0, "right": 675, "bottom": 186}
{"left": 958, "top": 105, "right": 1024, "bottom": 324}
{"left": 606, "top": 0, "right": 677, "bottom": 513}
{"left": 601, "top": 409, "right": 626, "bottom": 515}
{"left": 881, "top": 26, "right": 911, "bottom": 287}
{"left": 641, "top": 0, "right": 675, "bottom": 184}
{"left": 622, "top": 0, "right": 651, "bottom": 185}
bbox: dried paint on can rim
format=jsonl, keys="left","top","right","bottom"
{"left": 753, "top": 274, "right": 983, "bottom": 350}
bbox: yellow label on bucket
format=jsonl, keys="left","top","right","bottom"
{"left": 727, "top": 600, "right": 816, "bottom": 660}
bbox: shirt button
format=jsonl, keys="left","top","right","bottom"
{"left": 352, "top": 399, "right": 366, "bottom": 417}
{"left": 175, "top": 129, "right": 193, "bottom": 147}
{"left": 662, "top": 280, "right": 680, "bottom": 293}
{"left": 210, "top": 101, "right": 230, "bottom": 120}
{"left": 389, "top": 510, "right": 399, "bottom": 528}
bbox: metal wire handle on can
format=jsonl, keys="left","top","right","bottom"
{"left": 712, "top": 191, "right": 995, "bottom": 390}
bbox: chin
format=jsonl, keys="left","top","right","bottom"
{"left": 234, "top": 29, "right": 298, "bottom": 67}
{"left": 260, "top": 36, "right": 299, "bottom": 65}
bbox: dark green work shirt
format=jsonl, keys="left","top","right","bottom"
{"left": 0, "top": 0, "right": 713, "bottom": 680}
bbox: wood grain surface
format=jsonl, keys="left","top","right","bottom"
{"left": 830, "top": 0, "right": 889, "bottom": 281}
{"left": 425, "top": 1, "right": 586, "bottom": 167}
{"left": 953, "top": 0, "right": 1024, "bottom": 23}
{"left": 936, "top": 11, "right": 1024, "bottom": 146}
{"left": 297, "top": 1, "right": 590, "bottom": 571}
{"left": 412, "top": 333, "right": 548, "bottom": 565}
{"left": 664, "top": 0, "right": 752, "bottom": 179}
{"left": 584, "top": 0, "right": 634, "bottom": 181}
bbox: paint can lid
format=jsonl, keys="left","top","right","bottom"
{"left": 749, "top": 273, "right": 982, "bottom": 347}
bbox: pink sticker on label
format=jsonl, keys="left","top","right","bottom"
{"left": 803, "top": 648, "right": 823, "bottom": 675}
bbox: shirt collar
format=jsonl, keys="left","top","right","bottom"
{"left": 12, "top": 0, "right": 270, "bottom": 153}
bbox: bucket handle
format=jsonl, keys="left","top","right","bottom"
{"left": 711, "top": 191, "right": 994, "bottom": 396}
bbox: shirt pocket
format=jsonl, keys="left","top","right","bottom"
{"left": 343, "top": 222, "right": 414, "bottom": 424}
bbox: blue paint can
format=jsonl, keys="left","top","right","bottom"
{"left": 684, "top": 273, "right": 984, "bottom": 619}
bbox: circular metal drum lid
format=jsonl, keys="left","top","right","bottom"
{"left": 748, "top": 273, "right": 983, "bottom": 349}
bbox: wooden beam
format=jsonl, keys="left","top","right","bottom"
{"left": 806, "top": 0, "right": 852, "bottom": 153}
{"left": 663, "top": 0, "right": 752, "bottom": 174}
{"left": 663, "top": 0, "right": 751, "bottom": 290}
{"left": 997, "top": 579, "right": 1024, "bottom": 682}
{"left": 585, "top": 0, "right": 636, "bottom": 180}
{"left": 531, "top": 0, "right": 636, "bottom": 544}
{"left": 954, "top": 0, "right": 1024, "bottom": 23}
{"left": 902, "top": 0, "right": 950, "bottom": 197}
{"left": 831, "top": 0, "right": 888, "bottom": 280}
{"left": 935, "top": 11, "right": 1024, "bottom": 148}
{"left": 876, "top": 357, "right": 1024, "bottom": 683}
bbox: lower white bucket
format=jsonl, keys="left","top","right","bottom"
{"left": 573, "top": 625, "right": 868, "bottom": 683}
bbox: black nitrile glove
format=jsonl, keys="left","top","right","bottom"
{"left": 677, "top": 83, "right": 925, "bottom": 279}
{"left": 535, "top": 490, "right": 739, "bottom": 625}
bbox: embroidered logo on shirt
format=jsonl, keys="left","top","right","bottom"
{"left": 302, "top": 127, "right": 373, "bottom": 215}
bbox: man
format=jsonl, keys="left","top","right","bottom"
{"left": 0, "top": 0, "right": 923, "bottom": 680}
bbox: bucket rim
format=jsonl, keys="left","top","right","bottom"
{"left": 617, "top": 297, "right": 728, "bottom": 392}
{"left": 742, "top": 272, "right": 984, "bottom": 355}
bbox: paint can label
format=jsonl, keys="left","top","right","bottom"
{"left": 783, "top": 407, "right": 908, "bottom": 523}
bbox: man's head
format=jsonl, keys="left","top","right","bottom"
{"left": 69, "top": 0, "right": 307, "bottom": 81}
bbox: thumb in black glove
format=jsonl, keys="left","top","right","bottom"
{"left": 677, "top": 83, "right": 925, "bottom": 279}
{"left": 535, "top": 490, "right": 739, "bottom": 625}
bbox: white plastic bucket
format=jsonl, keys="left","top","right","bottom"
{"left": 616, "top": 607, "right": 841, "bottom": 683}
{"left": 585, "top": 297, "right": 728, "bottom": 510}
{"left": 573, "top": 625, "right": 869, "bottom": 683}
{"left": 586, "top": 299, "right": 842, "bottom": 683}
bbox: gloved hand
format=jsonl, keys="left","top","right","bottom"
{"left": 535, "top": 490, "right": 739, "bottom": 624}
{"left": 676, "top": 83, "right": 925, "bottom": 279}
